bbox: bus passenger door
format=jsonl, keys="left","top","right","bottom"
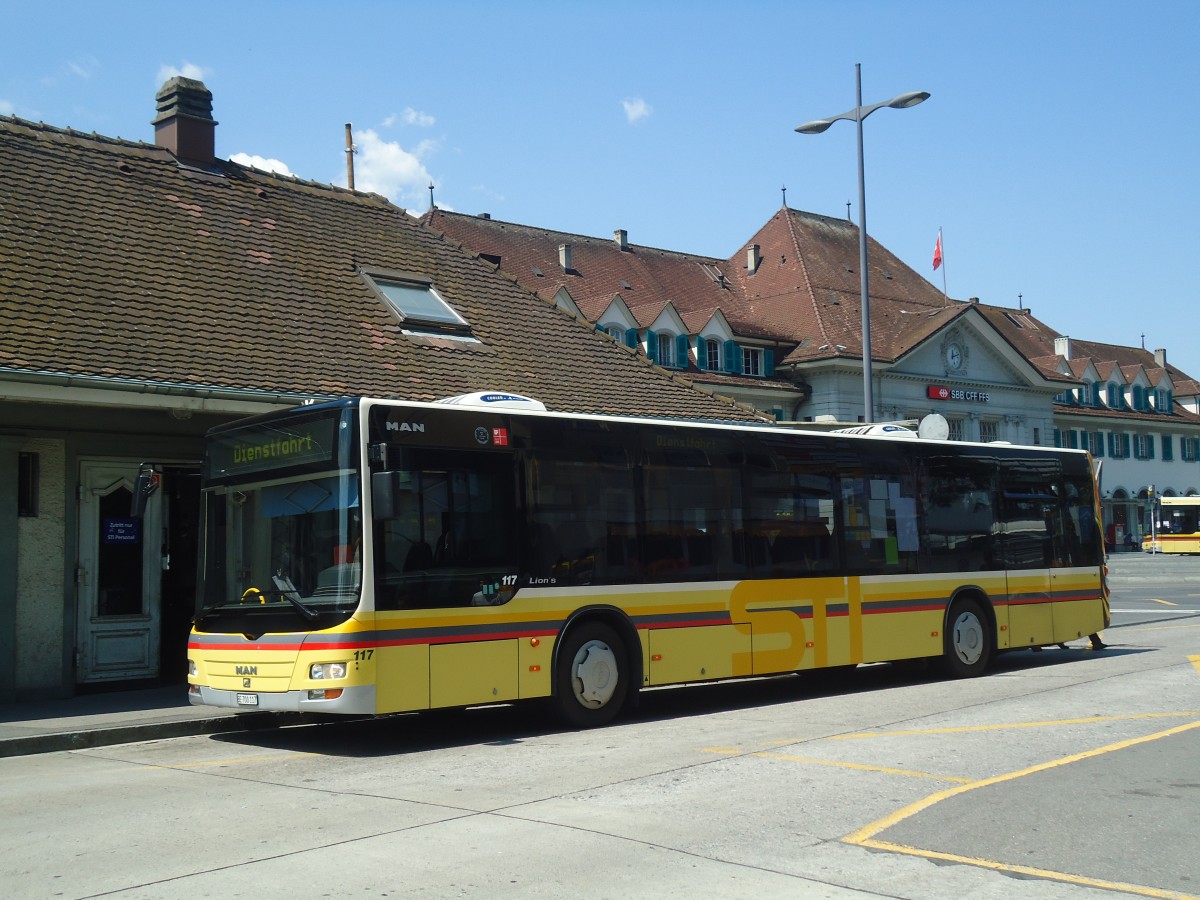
{"left": 998, "top": 468, "right": 1056, "bottom": 652}
{"left": 999, "top": 476, "right": 1054, "bottom": 648}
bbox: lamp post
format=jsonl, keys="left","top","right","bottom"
{"left": 795, "top": 64, "right": 928, "bottom": 423}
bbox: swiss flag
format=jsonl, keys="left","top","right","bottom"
{"left": 932, "top": 231, "right": 943, "bottom": 271}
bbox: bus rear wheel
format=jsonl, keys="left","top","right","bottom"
{"left": 942, "top": 598, "right": 991, "bottom": 678}
{"left": 553, "top": 623, "right": 627, "bottom": 728}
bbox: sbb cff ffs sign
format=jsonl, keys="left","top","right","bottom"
{"left": 927, "top": 385, "right": 991, "bottom": 403}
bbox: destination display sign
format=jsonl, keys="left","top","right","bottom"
{"left": 206, "top": 414, "right": 339, "bottom": 479}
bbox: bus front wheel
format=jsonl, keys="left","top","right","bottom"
{"left": 553, "top": 623, "right": 627, "bottom": 728}
{"left": 942, "top": 598, "right": 991, "bottom": 678}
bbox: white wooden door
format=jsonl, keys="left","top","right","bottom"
{"left": 75, "top": 460, "right": 162, "bottom": 683}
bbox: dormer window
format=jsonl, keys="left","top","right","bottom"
{"left": 646, "top": 330, "right": 689, "bottom": 369}
{"left": 696, "top": 337, "right": 722, "bottom": 371}
{"left": 657, "top": 332, "right": 676, "bottom": 367}
{"left": 362, "top": 268, "right": 472, "bottom": 338}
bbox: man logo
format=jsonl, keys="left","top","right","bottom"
{"left": 235, "top": 665, "right": 257, "bottom": 675}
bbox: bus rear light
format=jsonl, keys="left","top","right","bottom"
{"left": 188, "top": 659, "right": 197, "bottom": 676}
{"left": 529, "top": 665, "right": 541, "bottom": 672}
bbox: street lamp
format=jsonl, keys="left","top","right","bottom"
{"left": 795, "top": 64, "right": 929, "bottom": 423}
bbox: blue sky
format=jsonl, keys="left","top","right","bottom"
{"left": 5, "top": 1, "right": 1199, "bottom": 378}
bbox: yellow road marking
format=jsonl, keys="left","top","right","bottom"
{"left": 1191, "top": 655, "right": 1200, "bottom": 677}
{"left": 753, "top": 751, "right": 971, "bottom": 783}
{"left": 843, "top": 719, "right": 1200, "bottom": 898}
{"left": 139, "top": 752, "right": 319, "bottom": 770}
{"left": 830, "top": 711, "right": 1199, "bottom": 740}
{"left": 704, "top": 746, "right": 971, "bottom": 782}
{"left": 1151, "top": 598, "right": 1179, "bottom": 606}
{"left": 851, "top": 840, "right": 1198, "bottom": 900}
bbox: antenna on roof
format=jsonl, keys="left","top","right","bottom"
{"left": 429, "top": 182, "right": 435, "bottom": 210}
{"left": 344, "top": 123, "right": 356, "bottom": 191}
{"left": 781, "top": 185, "right": 787, "bottom": 208}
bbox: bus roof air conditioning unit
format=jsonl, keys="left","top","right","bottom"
{"left": 436, "top": 391, "right": 547, "bottom": 411}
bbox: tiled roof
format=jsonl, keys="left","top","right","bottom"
{"left": 427, "top": 204, "right": 1200, "bottom": 410}
{"left": 0, "top": 116, "right": 766, "bottom": 423}
{"left": 423, "top": 210, "right": 747, "bottom": 334}
{"left": 428, "top": 207, "right": 971, "bottom": 368}
{"left": 728, "top": 208, "right": 967, "bottom": 365}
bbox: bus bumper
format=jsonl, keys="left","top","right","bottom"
{"left": 188, "top": 683, "right": 376, "bottom": 715}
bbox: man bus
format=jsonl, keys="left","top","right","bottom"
{"left": 187, "top": 394, "right": 1108, "bottom": 727}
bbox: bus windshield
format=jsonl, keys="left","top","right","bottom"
{"left": 195, "top": 406, "right": 361, "bottom": 634}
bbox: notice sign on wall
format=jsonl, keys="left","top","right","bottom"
{"left": 103, "top": 518, "right": 140, "bottom": 545}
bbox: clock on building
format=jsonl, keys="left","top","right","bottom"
{"left": 944, "top": 341, "right": 965, "bottom": 372}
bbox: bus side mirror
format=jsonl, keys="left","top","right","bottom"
{"left": 130, "top": 464, "right": 160, "bottom": 518}
{"left": 372, "top": 470, "right": 413, "bottom": 520}
{"left": 372, "top": 471, "right": 395, "bottom": 519}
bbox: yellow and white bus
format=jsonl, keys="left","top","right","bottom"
{"left": 1143, "top": 496, "right": 1200, "bottom": 554}
{"left": 187, "top": 395, "right": 1108, "bottom": 727}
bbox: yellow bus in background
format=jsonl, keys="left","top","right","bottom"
{"left": 1144, "top": 496, "right": 1200, "bottom": 554}
{"left": 187, "top": 395, "right": 1108, "bottom": 727}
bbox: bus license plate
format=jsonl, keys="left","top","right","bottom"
{"left": 236, "top": 693, "right": 259, "bottom": 707}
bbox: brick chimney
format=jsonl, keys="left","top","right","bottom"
{"left": 152, "top": 76, "right": 217, "bottom": 165}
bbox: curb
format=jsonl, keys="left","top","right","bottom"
{"left": 0, "top": 711, "right": 299, "bottom": 759}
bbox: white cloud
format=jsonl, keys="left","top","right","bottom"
{"left": 39, "top": 55, "right": 101, "bottom": 88}
{"left": 622, "top": 97, "right": 652, "bottom": 124}
{"left": 0, "top": 99, "right": 14, "bottom": 116}
{"left": 230, "top": 153, "right": 294, "bottom": 177}
{"left": 403, "top": 107, "right": 435, "bottom": 127}
{"left": 350, "top": 129, "right": 437, "bottom": 209}
{"left": 156, "top": 62, "right": 209, "bottom": 85}
{"left": 383, "top": 107, "right": 436, "bottom": 128}
{"left": 67, "top": 60, "right": 96, "bottom": 80}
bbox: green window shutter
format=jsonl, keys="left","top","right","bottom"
{"left": 1162, "top": 434, "right": 1173, "bottom": 461}
{"left": 1093, "top": 432, "right": 1104, "bottom": 458}
{"left": 1053, "top": 429, "right": 1062, "bottom": 448}
{"left": 763, "top": 349, "right": 775, "bottom": 377}
{"left": 645, "top": 329, "right": 658, "bottom": 362}
{"left": 675, "top": 334, "right": 690, "bottom": 369}
{"left": 624, "top": 328, "right": 638, "bottom": 349}
{"left": 1148, "top": 434, "right": 1155, "bottom": 459}
{"left": 723, "top": 340, "right": 739, "bottom": 374}
{"left": 1122, "top": 433, "right": 1131, "bottom": 457}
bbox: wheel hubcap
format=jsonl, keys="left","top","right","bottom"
{"left": 952, "top": 612, "right": 984, "bottom": 665}
{"left": 572, "top": 640, "right": 618, "bottom": 708}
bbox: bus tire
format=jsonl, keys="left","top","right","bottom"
{"left": 941, "top": 597, "right": 991, "bottom": 678}
{"left": 553, "top": 623, "right": 627, "bottom": 728}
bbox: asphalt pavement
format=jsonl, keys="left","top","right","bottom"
{"left": 1, "top": 550, "right": 1197, "bottom": 759}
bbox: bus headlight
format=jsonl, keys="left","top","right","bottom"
{"left": 188, "top": 659, "right": 198, "bottom": 677}
{"left": 310, "top": 662, "right": 347, "bottom": 680}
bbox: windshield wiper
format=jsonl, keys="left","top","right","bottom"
{"left": 235, "top": 580, "right": 320, "bottom": 622}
